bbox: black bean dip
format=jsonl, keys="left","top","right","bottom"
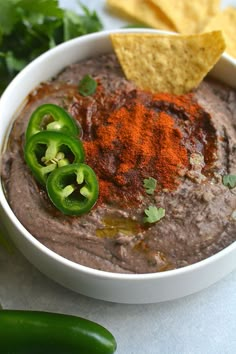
{"left": 2, "top": 54, "right": 236, "bottom": 273}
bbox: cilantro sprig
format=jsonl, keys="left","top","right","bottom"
{"left": 222, "top": 174, "right": 236, "bottom": 189}
{"left": 78, "top": 74, "right": 97, "bottom": 96}
{"left": 143, "top": 177, "right": 157, "bottom": 195}
{"left": 143, "top": 206, "right": 165, "bottom": 224}
{"left": 0, "top": 226, "right": 13, "bottom": 253}
{"left": 0, "top": 0, "right": 103, "bottom": 94}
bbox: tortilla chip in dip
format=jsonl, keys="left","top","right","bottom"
{"left": 110, "top": 31, "right": 226, "bottom": 95}
{"left": 148, "top": 0, "right": 220, "bottom": 33}
{"left": 204, "top": 7, "right": 236, "bottom": 58}
{"left": 106, "top": 0, "right": 175, "bottom": 31}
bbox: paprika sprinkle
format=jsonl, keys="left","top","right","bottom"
{"left": 71, "top": 86, "right": 217, "bottom": 206}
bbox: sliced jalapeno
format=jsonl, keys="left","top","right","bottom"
{"left": 24, "top": 131, "right": 85, "bottom": 185}
{"left": 26, "top": 103, "right": 79, "bottom": 141}
{"left": 0, "top": 310, "right": 117, "bottom": 354}
{"left": 46, "top": 163, "right": 99, "bottom": 215}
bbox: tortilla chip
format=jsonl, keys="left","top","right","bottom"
{"left": 106, "top": 0, "right": 176, "bottom": 31}
{"left": 110, "top": 31, "right": 225, "bottom": 95}
{"left": 204, "top": 7, "right": 236, "bottom": 58}
{"left": 149, "top": 0, "right": 220, "bottom": 33}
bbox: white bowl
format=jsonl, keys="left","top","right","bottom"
{"left": 0, "top": 29, "right": 235, "bottom": 304}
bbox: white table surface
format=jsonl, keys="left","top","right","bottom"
{"left": 0, "top": 1, "right": 236, "bottom": 353}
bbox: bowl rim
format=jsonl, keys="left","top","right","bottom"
{"left": 0, "top": 28, "right": 235, "bottom": 281}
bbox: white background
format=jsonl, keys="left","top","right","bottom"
{"left": 0, "top": 1, "right": 235, "bottom": 353}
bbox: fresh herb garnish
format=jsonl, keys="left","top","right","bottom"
{"left": 143, "top": 177, "right": 157, "bottom": 195}
{"left": 0, "top": 0, "right": 103, "bottom": 94}
{"left": 0, "top": 227, "right": 13, "bottom": 253}
{"left": 143, "top": 206, "right": 165, "bottom": 224}
{"left": 222, "top": 174, "right": 236, "bottom": 189}
{"left": 78, "top": 74, "right": 97, "bottom": 96}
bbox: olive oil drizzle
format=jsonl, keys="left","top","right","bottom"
{"left": 96, "top": 215, "right": 141, "bottom": 238}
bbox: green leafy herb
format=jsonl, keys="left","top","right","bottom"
{"left": 143, "top": 177, "right": 157, "bottom": 195}
{"left": 143, "top": 206, "right": 165, "bottom": 224}
{"left": 0, "top": 227, "right": 13, "bottom": 253}
{"left": 78, "top": 74, "right": 97, "bottom": 96}
{"left": 222, "top": 174, "right": 236, "bottom": 189}
{"left": 0, "top": 0, "right": 103, "bottom": 94}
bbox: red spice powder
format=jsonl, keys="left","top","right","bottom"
{"left": 70, "top": 84, "right": 216, "bottom": 206}
{"left": 82, "top": 92, "right": 190, "bottom": 205}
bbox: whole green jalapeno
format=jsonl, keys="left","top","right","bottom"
{"left": 0, "top": 310, "right": 117, "bottom": 354}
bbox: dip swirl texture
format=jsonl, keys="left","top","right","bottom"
{"left": 2, "top": 54, "right": 236, "bottom": 273}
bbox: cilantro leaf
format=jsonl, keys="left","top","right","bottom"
{"left": 78, "top": 74, "right": 97, "bottom": 96}
{"left": 0, "top": 227, "right": 13, "bottom": 253}
{"left": 5, "top": 51, "right": 27, "bottom": 73}
{"left": 222, "top": 174, "right": 236, "bottom": 189}
{"left": 143, "top": 177, "right": 157, "bottom": 195}
{"left": 0, "top": 0, "right": 21, "bottom": 35}
{"left": 63, "top": 10, "right": 84, "bottom": 41}
{"left": 18, "top": 0, "right": 63, "bottom": 19}
{"left": 63, "top": 6, "right": 102, "bottom": 41}
{"left": 0, "top": 0, "right": 103, "bottom": 94}
{"left": 77, "top": 3, "right": 103, "bottom": 34}
{"left": 143, "top": 206, "right": 165, "bottom": 224}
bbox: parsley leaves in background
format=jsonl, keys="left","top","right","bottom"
{"left": 0, "top": 0, "right": 103, "bottom": 94}
{"left": 143, "top": 206, "right": 165, "bottom": 224}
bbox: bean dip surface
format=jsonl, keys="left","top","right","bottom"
{"left": 2, "top": 54, "right": 236, "bottom": 273}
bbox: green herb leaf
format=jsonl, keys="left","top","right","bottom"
{"left": 0, "top": 227, "right": 13, "bottom": 253}
{"left": 0, "top": 0, "right": 20, "bottom": 35}
{"left": 63, "top": 6, "right": 102, "bottom": 41}
{"left": 222, "top": 174, "right": 236, "bottom": 189}
{"left": 143, "top": 206, "right": 165, "bottom": 224}
{"left": 143, "top": 177, "right": 157, "bottom": 195}
{"left": 0, "top": 0, "right": 103, "bottom": 94}
{"left": 5, "top": 51, "right": 27, "bottom": 73}
{"left": 77, "top": 3, "right": 103, "bottom": 34}
{"left": 78, "top": 74, "right": 97, "bottom": 96}
{"left": 19, "top": 0, "right": 63, "bottom": 19}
